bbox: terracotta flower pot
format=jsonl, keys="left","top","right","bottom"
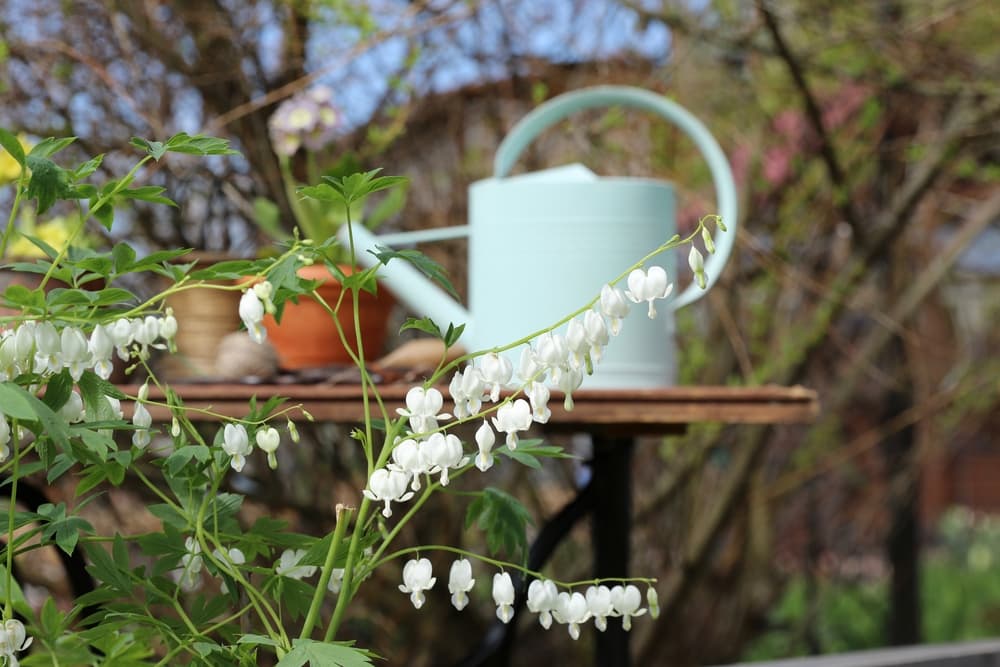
{"left": 263, "top": 264, "right": 395, "bottom": 370}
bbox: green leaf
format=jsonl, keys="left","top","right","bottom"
{"left": 465, "top": 487, "right": 534, "bottom": 563}
{"left": 127, "top": 248, "right": 193, "bottom": 272}
{"left": 111, "top": 242, "right": 137, "bottom": 273}
{"left": 0, "top": 382, "right": 70, "bottom": 448}
{"left": 89, "top": 287, "right": 139, "bottom": 307}
{"left": 46, "top": 288, "right": 97, "bottom": 307}
{"left": 320, "top": 168, "right": 407, "bottom": 206}
{"left": 399, "top": 316, "right": 442, "bottom": 338}
{"left": 25, "top": 155, "right": 75, "bottom": 214}
{"left": 129, "top": 137, "right": 166, "bottom": 161}
{"left": 38, "top": 503, "right": 94, "bottom": 555}
{"left": 238, "top": 634, "right": 281, "bottom": 649}
{"left": 20, "top": 233, "right": 60, "bottom": 259}
{"left": 78, "top": 427, "right": 116, "bottom": 458}
{"left": 147, "top": 503, "right": 189, "bottom": 530}
{"left": 2, "top": 284, "right": 44, "bottom": 312}
{"left": 296, "top": 183, "right": 342, "bottom": 204}
{"left": 0, "top": 382, "right": 39, "bottom": 420}
{"left": 119, "top": 185, "right": 176, "bottom": 207}
{"left": 72, "top": 153, "right": 104, "bottom": 180}
{"left": 0, "top": 566, "right": 32, "bottom": 620}
{"left": 370, "top": 245, "right": 458, "bottom": 298}
{"left": 41, "top": 369, "right": 74, "bottom": 413}
{"left": 277, "top": 640, "right": 375, "bottom": 667}
{"left": 84, "top": 538, "right": 132, "bottom": 593}
{"left": 28, "top": 136, "right": 76, "bottom": 158}
{"left": 164, "top": 132, "right": 240, "bottom": 157}
{"left": 443, "top": 322, "right": 465, "bottom": 348}
{"left": 91, "top": 198, "right": 114, "bottom": 230}
{"left": 0, "top": 128, "right": 25, "bottom": 166}
{"left": 498, "top": 439, "right": 573, "bottom": 469}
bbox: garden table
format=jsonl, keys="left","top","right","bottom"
{"left": 121, "top": 382, "right": 819, "bottom": 667}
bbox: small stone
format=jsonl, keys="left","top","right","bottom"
{"left": 215, "top": 331, "right": 279, "bottom": 380}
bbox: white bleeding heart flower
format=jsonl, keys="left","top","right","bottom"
{"left": 448, "top": 558, "right": 475, "bottom": 611}
{"left": 491, "top": 399, "right": 532, "bottom": 450}
{"left": 362, "top": 467, "right": 414, "bottom": 517}
{"left": 624, "top": 266, "right": 674, "bottom": 319}
{"left": 492, "top": 572, "right": 515, "bottom": 624}
{"left": 398, "top": 558, "right": 436, "bottom": 609}
{"left": 599, "top": 285, "right": 630, "bottom": 335}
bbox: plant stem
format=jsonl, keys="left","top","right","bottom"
{"left": 0, "top": 171, "right": 27, "bottom": 258}
{"left": 323, "top": 496, "right": 369, "bottom": 642}
{"left": 4, "top": 420, "right": 18, "bottom": 620}
{"left": 300, "top": 505, "right": 351, "bottom": 639}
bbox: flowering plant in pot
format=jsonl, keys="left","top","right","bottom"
{"left": 255, "top": 86, "right": 407, "bottom": 370}
{"left": 0, "top": 126, "right": 721, "bottom": 665}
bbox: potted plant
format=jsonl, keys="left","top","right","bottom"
{"left": 255, "top": 85, "right": 406, "bottom": 370}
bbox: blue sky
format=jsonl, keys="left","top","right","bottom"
{"left": 303, "top": 0, "right": 672, "bottom": 127}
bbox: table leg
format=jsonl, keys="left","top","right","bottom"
{"left": 591, "top": 435, "right": 634, "bottom": 667}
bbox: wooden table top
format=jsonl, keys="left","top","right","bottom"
{"left": 121, "top": 383, "right": 819, "bottom": 434}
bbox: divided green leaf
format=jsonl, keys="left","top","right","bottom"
{"left": 399, "top": 316, "right": 442, "bottom": 338}
{"left": 370, "top": 244, "right": 458, "bottom": 298}
{"left": 25, "top": 155, "right": 76, "bottom": 214}
{"left": 277, "top": 640, "right": 376, "bottom": 667}
{"left": 465, "top": 487, "right": 533, "bottom": 563}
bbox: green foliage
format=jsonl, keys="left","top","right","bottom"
{"left": 465, "top": 487, "right": 534, "bottom": 564}
{"left": 370, "top": 245, "right": 458, "bottom": 299}
{"left": 36, "top": 502, "right": 94, "bottom": 555}
{"left": 497, "top": 438, "right": 573, "bottom": 470}
{"left": 298, "top": 170, "right": 402, "bottom": 207}
{"left": 277, "top": 639, "right": 376, "bottom": 667}
{"left": 744, "top": 509, "right": 1000, "bottom": 660}
{"left": 0, "top": 128, "right": 26, "bottom": 167}
{"left": 399, "top": 317, "right": 466, "bottom": 347}
{"left": 130, "top": 133, "right": 239, "bottom": 161}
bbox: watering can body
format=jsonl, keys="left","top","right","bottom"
{"left": 346, "top": 86, "right": 738, "bottom": 388}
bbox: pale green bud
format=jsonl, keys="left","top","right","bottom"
{"left": 701, "top": 227, "right": 715, "bottom": 254}
{"left": 647, "top": 586, "right": 660, "bottom": 618}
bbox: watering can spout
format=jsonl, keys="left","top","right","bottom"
{"left": 340, "top": 224, "right": 474, "bottom": 344}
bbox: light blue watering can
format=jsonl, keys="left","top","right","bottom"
{"left": 345, "top": 85, "right": 738, "bottom": 388}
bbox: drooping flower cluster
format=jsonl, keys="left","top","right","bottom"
{"left": 0, "top": 312, "right": 178, "bottom": 382}
{"left": 363, "top": 386, "right": 472, "bottom": 517}
{"left": 396, "top": 557, "right": 655, "bottom": 639}
{"left": 453, "top": 267, "right": 679, "bottom": 434}
{"left": 173, "top": 536, "right": 204, "bottom": 593}
{"left": 361, "top": 267, "right": 688, "bottom": 517}
{"left": 238, "top": 281, "right": 274, "bottom": 345}
{"left": 218, "top": 421, "right": 283, "bottom": 473}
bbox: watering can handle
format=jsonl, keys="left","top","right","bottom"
{"left": 494, "top": 85, "right": 738, "bottom": 309}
